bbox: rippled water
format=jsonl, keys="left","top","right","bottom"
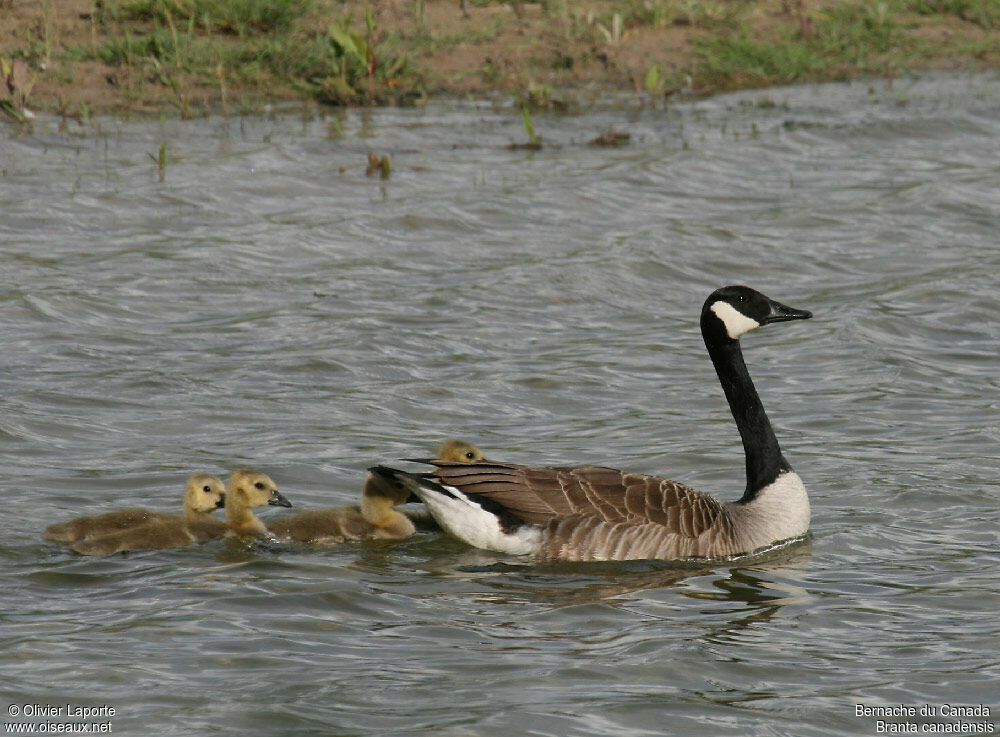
{"left": 2, "top": 73, "right": 999, "bottom": 736}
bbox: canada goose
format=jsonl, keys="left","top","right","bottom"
{"left": 70, "top": 469, "right": 290, "bottom": 555}
{"left": 44, "top": 474, "right": 227, "bottom": 543}
{"left": 369, "top": 286, "right": 813, "bottom": 562}
{"left": 268, "top": 440, "right": 485, "bottom": 544}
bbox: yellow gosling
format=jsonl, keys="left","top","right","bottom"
{"left": 44, "top": 474, "right": 226, "bottom": 543}
{"left": 267, "top": 473, "right": 413, "bottom": 544}
{"left": 70, "top": 480, "right": 228, "bottom": 555}
{"left": 223, "top": 468, "right": 291, "bottom": 538}
{"left": 268, "top": 440, "right": 484, "bottom": 544}
{"left": 70, "top": 469, "right": 289, "bottom": 555}
{"left": 434, "top": 439, "right": 485, "bottom": 463}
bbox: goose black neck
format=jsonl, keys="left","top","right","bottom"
{"left": 703, "top": 334, "right": 790, "bottom": 503}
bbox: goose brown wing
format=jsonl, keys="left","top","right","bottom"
{"left": 429, "top": 461, "right": 728, "bottom": 538}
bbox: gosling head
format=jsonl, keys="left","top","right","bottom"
{"left": 228, "top": 469, "right": 291, "bottom": 509}
{"left": 702, "top": 285, "right": 812, "bottom": 343}
{"left": 184, "top": 473, "right": 227, "bottom": 513}
{"left": 362, "top": 471, "right": 412, "bottom": 506}
{"left": 436, "top": 439, "right": 486, "bottom": 463}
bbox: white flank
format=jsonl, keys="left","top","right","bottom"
{"left": 710, "top": 300, "right": 761, "bottom": 339}
{"left": 413, "top": 483, "right": 541, "bottom": 556}
{"left": 731, "top": 471, "right": 811, "bottom": 551}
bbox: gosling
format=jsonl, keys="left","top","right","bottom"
{"left": 223, "top": 468, "right": 292, "bottom": 538}
{"left": 71, "top": 469, "right": 290, "bottom": 555}
{"left": 44, "top": 474, "right": 227, "bottom": 543}
{"left": 268, "top": 440, "right": 484, "bottom": 544}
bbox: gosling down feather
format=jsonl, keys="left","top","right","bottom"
{"left": 44, "top": 473, "right": 227, "bottom": 543}
{"left": 268, "top": 440, "right": 485, "bottom": 544}
{"left": 221, "top": 468, "right": 292, "bottom": 538}
{"left": 71, "top": 469, "right": 290, "bottom": 555}
{"left": 369, "top": 286, "right": 814, "bottom": 562}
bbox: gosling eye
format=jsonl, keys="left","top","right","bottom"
{"left": 254, "top": 482, "right": 265, "bottom": 490}
{"left": 465, "top": 452, "right": 476, "bottom": 460}
{"left": 202, "top": 485, "right": 213, "bottom": 493}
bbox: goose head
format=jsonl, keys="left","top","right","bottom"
{"left": 436, "top": 439, "right": 486, "bottom": 463}
{"left": 184, "top": 473, "right": 227, "bottom": 514}
{"left": 701, "top": 285, "right": 812, "bottom": 343}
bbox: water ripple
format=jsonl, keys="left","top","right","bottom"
{"left": 2, "top": 74, "right": 999, "bottom": 736}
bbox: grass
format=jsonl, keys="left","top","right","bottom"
{"left": 906, "top": 0, "right": 998, "bottom": 28}
{"left": 695, "top": 0, "right": 915, "bottom": 89}
{"left": 86, "top": 0, "right": 418, "bottom": 111}
{"left": 3, "top": 0, "right": 999, "bottom": 116}
{"left": 0, "top": 57, "right": 37, "bottom": 120}
{"left": 108, "top": 0, "right": 316, "bottom": 36}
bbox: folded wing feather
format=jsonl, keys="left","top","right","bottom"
{"left": 430, "top": 460, "right": 733, "bottom": 555}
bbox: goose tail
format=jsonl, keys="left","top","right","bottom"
{"left": 367, "top": 465, "right": 541, "bottom": 556}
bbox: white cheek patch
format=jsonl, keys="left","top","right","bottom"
{"left": 710, "top": 301, "right": 761, "bottom": 339}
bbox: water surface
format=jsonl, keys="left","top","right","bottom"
{"left": 1, "top": 73, "right": 999, "bottom": 736}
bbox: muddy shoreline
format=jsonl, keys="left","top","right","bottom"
{"left": 2, "top": 0, "right": 998, "bottom": 119}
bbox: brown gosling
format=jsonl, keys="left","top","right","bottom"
{"left": 70, "top": 480, "right": 228, "bottom": 555}
{"left": 44, "top": 474, "right": 227, "bottom": 543}
{"left": 71, "top": 469, "right": 290, "bottom": 555}
{"left": 267, "top": 440, "right": 485, "bottom": 545}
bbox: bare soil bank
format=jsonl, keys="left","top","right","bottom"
{"left": 2, "top": 0, "right": 998, "bottom": 117}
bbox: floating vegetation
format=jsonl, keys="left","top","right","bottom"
{"left": 149, "top": 141, "right": 167, "bottom": 181}
{"left": 521, "top": 105, "right": 538, "bottom": 145}
{"left": 504, "top": 104, "right": 543, "bottom": 151}
{"left": 366, "top": 151, "right": 390, "bottom": 179}
{"left": 589, "top": 131, "right": 630, "bottom": 146}
{"left": 645, "top": 65, "right": 663, "bottom": 98}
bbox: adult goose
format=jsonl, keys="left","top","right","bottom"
{"left": 369, "top": 286, "right": 813, "bottom": 562}
{"left": 267, "top": 440, "right": 485, "bottom": 544}
{"left": 44, "top": 474, "right": 227, "bottom": 543}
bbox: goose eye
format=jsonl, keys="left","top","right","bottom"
{"left": 254, "top": 482, "right": 265, "bottom": 490}
{"left": 465, "top": 452, "right": 475, "bottom": 460}
{"left": 202, "top": 485, "right": 213, "bottom": 493}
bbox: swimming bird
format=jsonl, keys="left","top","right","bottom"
{"left": 44, "top": 474, "right": 227, "bottom": 543}
{"left": 70, "top": 469, "right": 290, "bottom": 555}
{"left": 369, "top": 286, "right": 813, "bottom": 562}
{"left": 221, "top": 468, "right": 292, "bottom": 538}
{"left": 267, "top": 440, "right": 485, "bottom": 544}
{"left": 434, "top": 439, "right": 485, "bottom": 463}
